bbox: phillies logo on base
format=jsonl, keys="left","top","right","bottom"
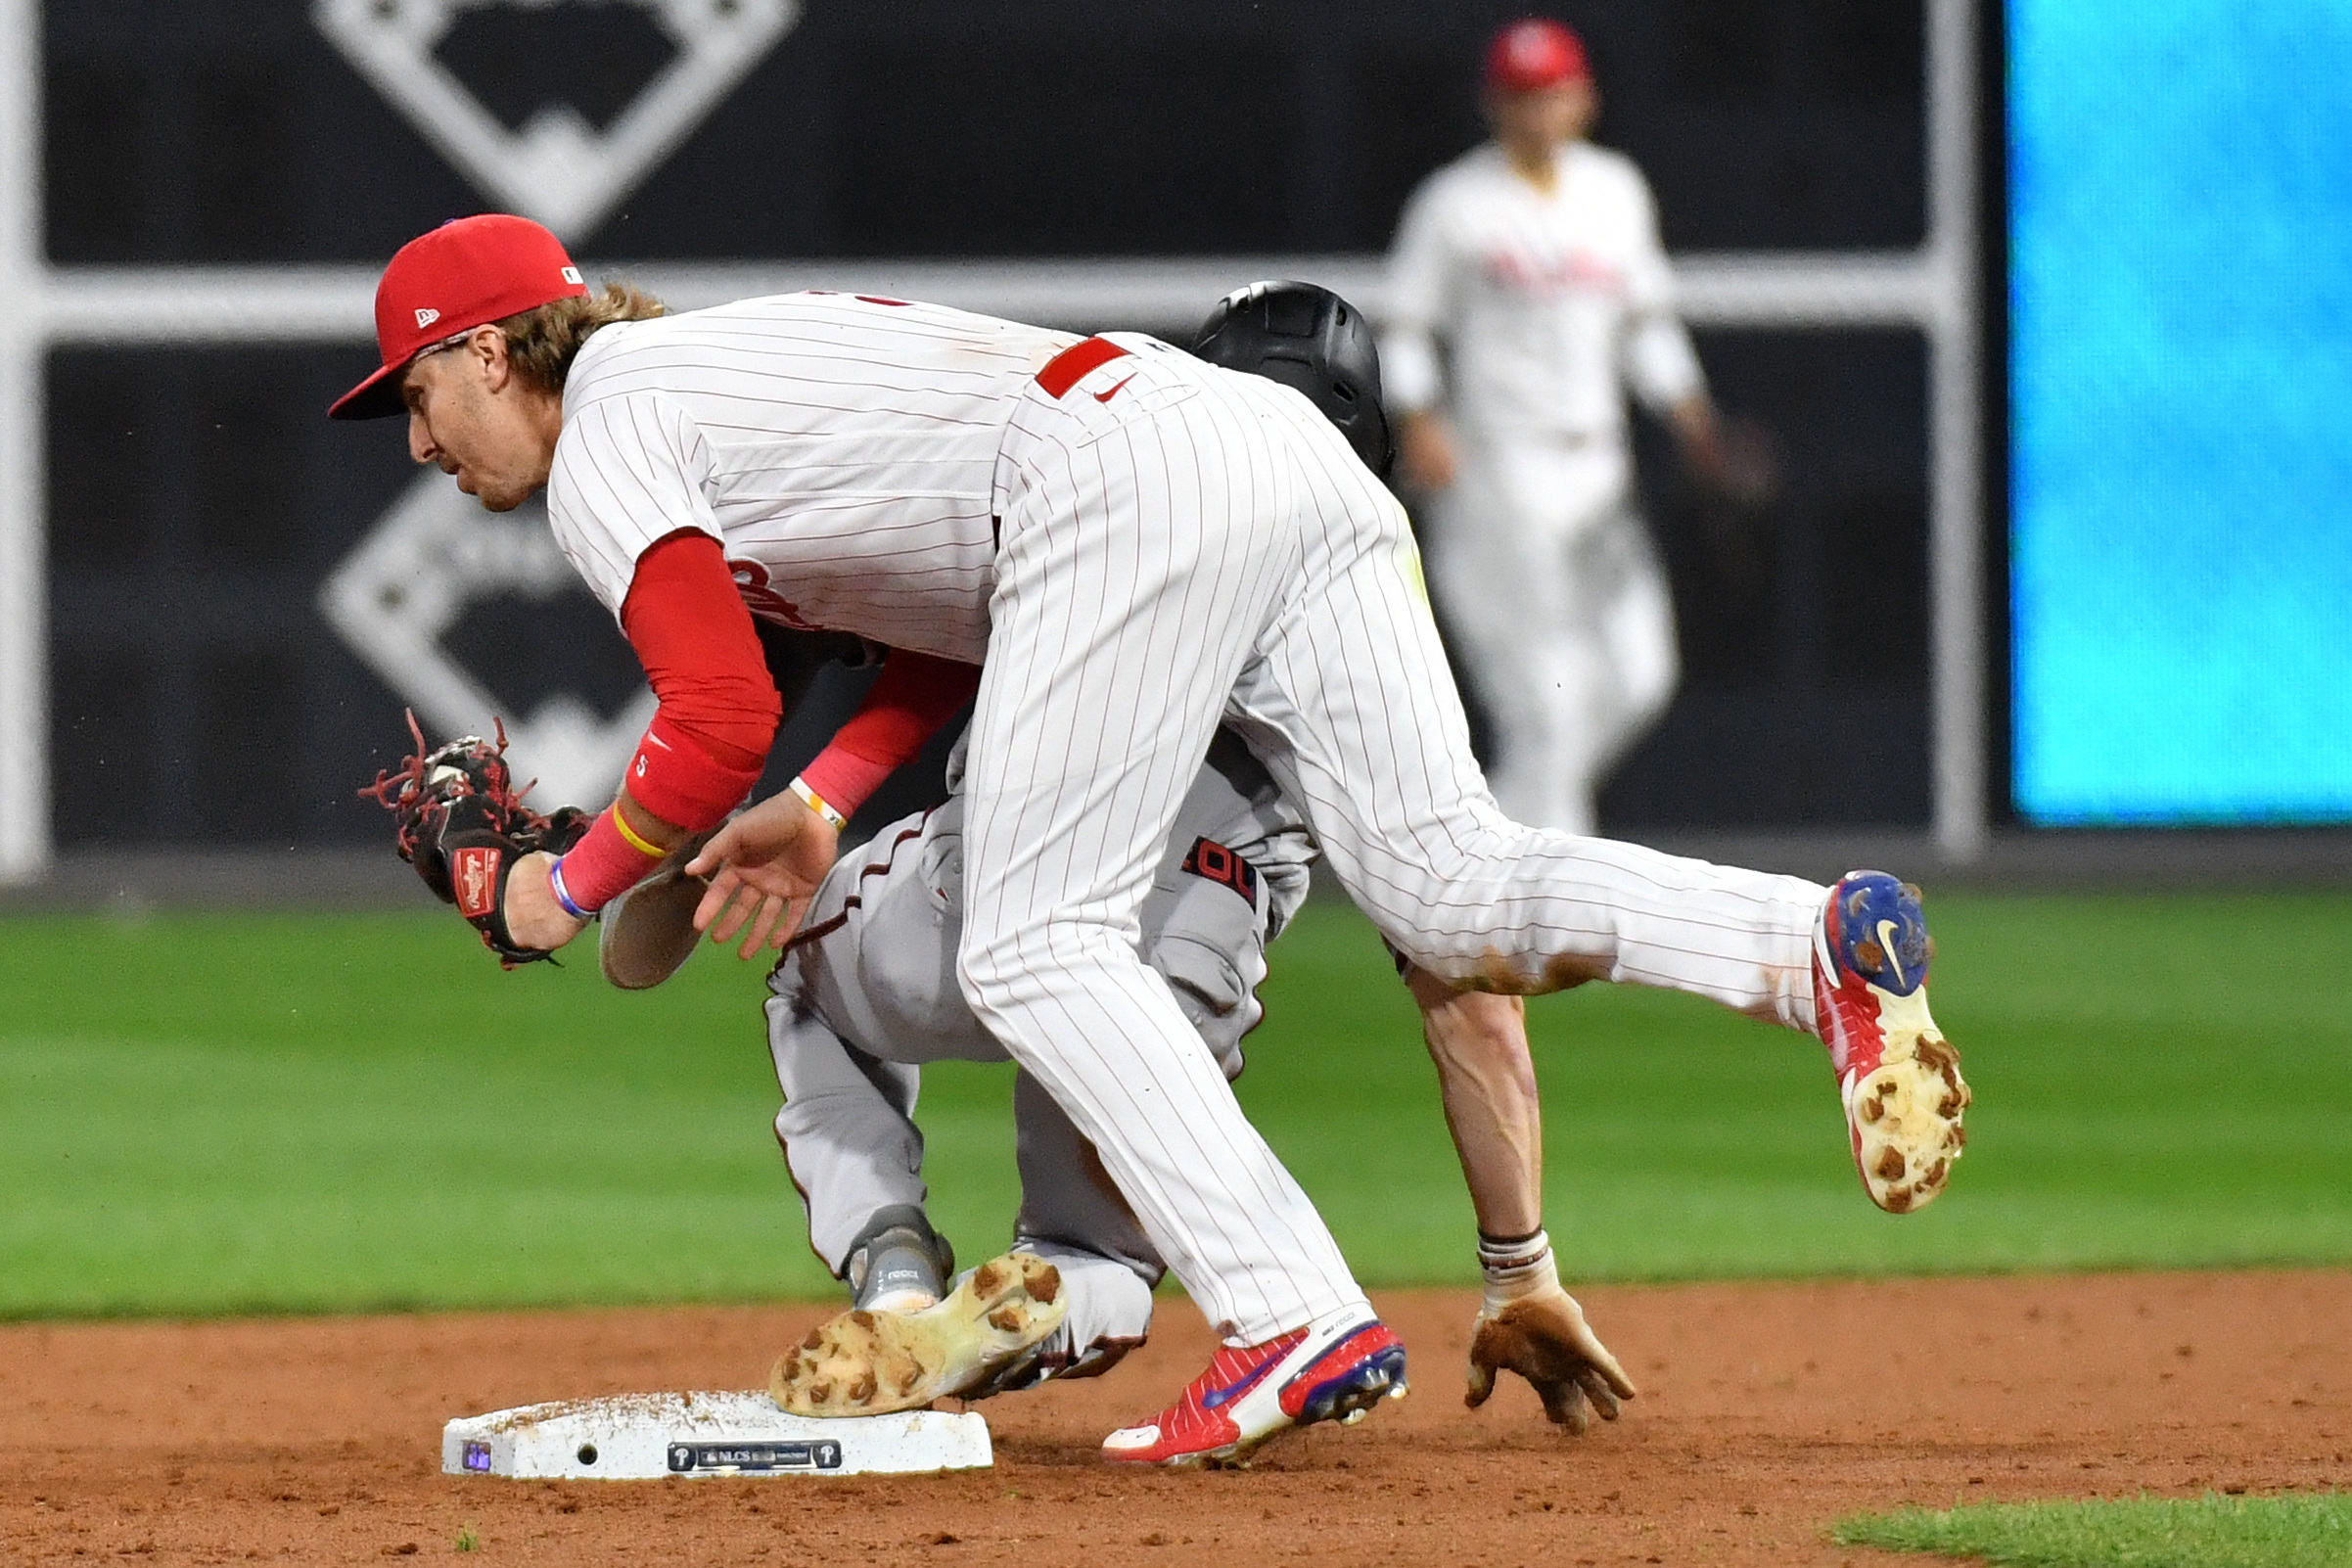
{"left": 452, "top": 846, "right": 503, "bottom": 919}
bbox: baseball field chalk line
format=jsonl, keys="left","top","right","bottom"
{"left": 441, "top": 1391, "right": 992, "bottom": 1479}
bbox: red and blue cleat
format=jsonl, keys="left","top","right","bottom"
{"left": 1815, "top": 871, "right": 1970, "bottom": 1213}
{"left": 1101, "top": 1317, "right": 1408, "bottom": 1468}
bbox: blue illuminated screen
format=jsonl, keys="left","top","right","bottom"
{"left": 2008, "top": 1, "right": 2352, "bottom": 824}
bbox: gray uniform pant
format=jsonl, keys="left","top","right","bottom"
{"left": 768, "top": 786, "right": 1275, "bottom": 1375}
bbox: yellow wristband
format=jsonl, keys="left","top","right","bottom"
{"left": 609, "top": 805, "right": 666, "bottom": 859}
{"left": 788, "top": 775, "right": 849, "bottom": 830}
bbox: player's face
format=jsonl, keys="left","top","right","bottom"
{"left": 1487, "top": 78, "right": 1596, "bottom": 155}
{"left": 401, "top": 332, "right": 555, "bottom": 513}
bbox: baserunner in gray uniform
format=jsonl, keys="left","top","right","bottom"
{"left": 733, "top": 706, "right": 1646, "bottom": 1448}
{"left": 767, "top": 725, "right": 1317, "bottom": 1392}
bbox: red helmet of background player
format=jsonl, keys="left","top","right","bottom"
{"left": 1485, "top": 18, "right": 1591, "bottom": 94}
{"left": 328, "top": 213, "right": 591, "bottom": 420}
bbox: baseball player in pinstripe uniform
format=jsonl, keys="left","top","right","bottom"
{"left": 731, "top": 719, "right": 1630, "bottom": 1435}
{"left": 1385, "top": 18, "right": 1774, "bottom": 834}
{"left": 593, "top": 290, "right": 1628, "bottom": 1441}
{"left": 334, "top": 215, "right": 1967, "bottom": 1468}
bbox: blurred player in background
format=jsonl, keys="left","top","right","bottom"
{"left": 1383, "top": 17, "right": 1773, "bottom": 834}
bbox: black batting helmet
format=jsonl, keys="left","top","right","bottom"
{"left": 1192, "top": 280, "right": 1394, "bottom": 480}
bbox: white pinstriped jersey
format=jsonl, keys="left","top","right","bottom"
{"left": 938, "top": 726, "right": 1319, "bottom": 945}
{"left": 522, "top": 288, "right": 1828, "bottom": 1350}
{"left": 1382, "top": 141, "right": 1704, "bottom": 440}
{"left": 545, "top": 292, "right": 1078, "bottom": 662}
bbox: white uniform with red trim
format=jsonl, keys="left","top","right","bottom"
{"left": 544, "top": 291, "right": 1826, "bottom": 1348}
{"left": 1383, "top": 140, "right": 1699, "bottom": 833}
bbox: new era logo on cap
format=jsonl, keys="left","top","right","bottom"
{"left": 561, "top": 266, "right": 583, "bottom": 285}
{"left": 415, "top": 306, "right": 441, "bottom": 329}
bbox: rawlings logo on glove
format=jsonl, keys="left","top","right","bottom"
{"left": 360, "top": 712, "right": 591, "bottom": 968}
{"left": 449, "top": 846, "right": 502, "bottom": 920}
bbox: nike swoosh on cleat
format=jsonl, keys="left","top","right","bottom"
{"left": 1200, "top": 1356, "right": 1283, "bottom": 1410}
{"left": 1876, "top": 919, "right": 1906, "bottom": 989}
{"left": 1092, "top": 375, "right": 1136, "bottom": 403}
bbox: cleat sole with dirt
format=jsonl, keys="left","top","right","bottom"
{"left": 1843, "top": 985, "right": 1971, "bottom": 1215}
{"left": 770, "top": 1252, "right": 1066, "bottom": 1418}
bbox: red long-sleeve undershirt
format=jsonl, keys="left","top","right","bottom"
{"left": 551, "top": 529, "right": 976, "bottom": 911}
{"left": 618, "top": 530, "right": 782, "bottom": 826}
{"left": 796, "top": 647, "right": 980, "bottom": 812}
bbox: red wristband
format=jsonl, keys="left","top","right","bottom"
{"left": 795, "top": 747, "right": 897, "bottom": 822}
{"left": 623, "top": 715, "right": 764, "bottom": 831}
{"left": 797, "top": 651, "right": 981, "bottom": 819}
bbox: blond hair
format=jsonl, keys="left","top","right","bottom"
{"left": 495, "top": 282, "right": 667, "bottom": 396}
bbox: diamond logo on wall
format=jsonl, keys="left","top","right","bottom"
{"left": 320, "top": 472, "right": 656, "bottom": 807}
{"left": 314, "top": 0, "right": 801, "bottom": 243}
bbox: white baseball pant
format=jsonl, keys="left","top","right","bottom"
{"left": 955, "top": 336, "right": 1825, "bottom": 1348}
{"left": 1422, "top": 439, "right": 1679, "bottom": 836}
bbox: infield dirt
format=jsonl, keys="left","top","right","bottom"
{"left": 3, "top": 1270, "right": 2345, "bottom": 1567}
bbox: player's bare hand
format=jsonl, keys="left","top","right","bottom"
{"left": 503, "top": 850, "right": 591, "bottom": 952}
{"left": 1680, "top": 408, "right": 1778, "bottom": 509}
{"left": 1466, "top": 1279, "right": 1637, "bottom": 1435}
{"left": 1398, "top": 410, "right": 1458, "bottom": 492}
{"left": 1707, "top": 415, "right": 1778, "bottom": 506}
{"left": 685, "top": 792, "right": 841, "bottom": 958}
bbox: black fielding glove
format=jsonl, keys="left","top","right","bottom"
{"left": 360, "top": 712, "right": 590, "bottom": 968}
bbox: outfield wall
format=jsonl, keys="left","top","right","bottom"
{"left": 1, "top": 0, "right": 1991, "bottom": 879}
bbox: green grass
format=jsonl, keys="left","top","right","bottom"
{"left": 1, "top": 891, "right": 2349, "bottom": 1315}
{"left": 1252, "top": 890, "right": 2352, "bottom": 1284}
{"left": 1834, "top": 1492, "right": 2352, "bottom": 1567}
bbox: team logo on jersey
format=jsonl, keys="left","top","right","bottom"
{"left": 1481, "top": 248, "right": 1624, "bottom": 297}
{"left": 727, "top": 558, "right": 818, "bottom": 630}
{"left": 1180, "top": 837, "right": 1260, "bottom": 905}
{"left": 312, "top": 0, "right": 802, "bottom": 242}
{"left": 318, "top": 471, "right": 656, "bottom": 807}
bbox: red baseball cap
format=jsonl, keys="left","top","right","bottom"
{"left": 1485, "top": 18, "right": 1591, "bottom": 93}
{"left": 328, "top": 213, "right": 591, "bottom": 420}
